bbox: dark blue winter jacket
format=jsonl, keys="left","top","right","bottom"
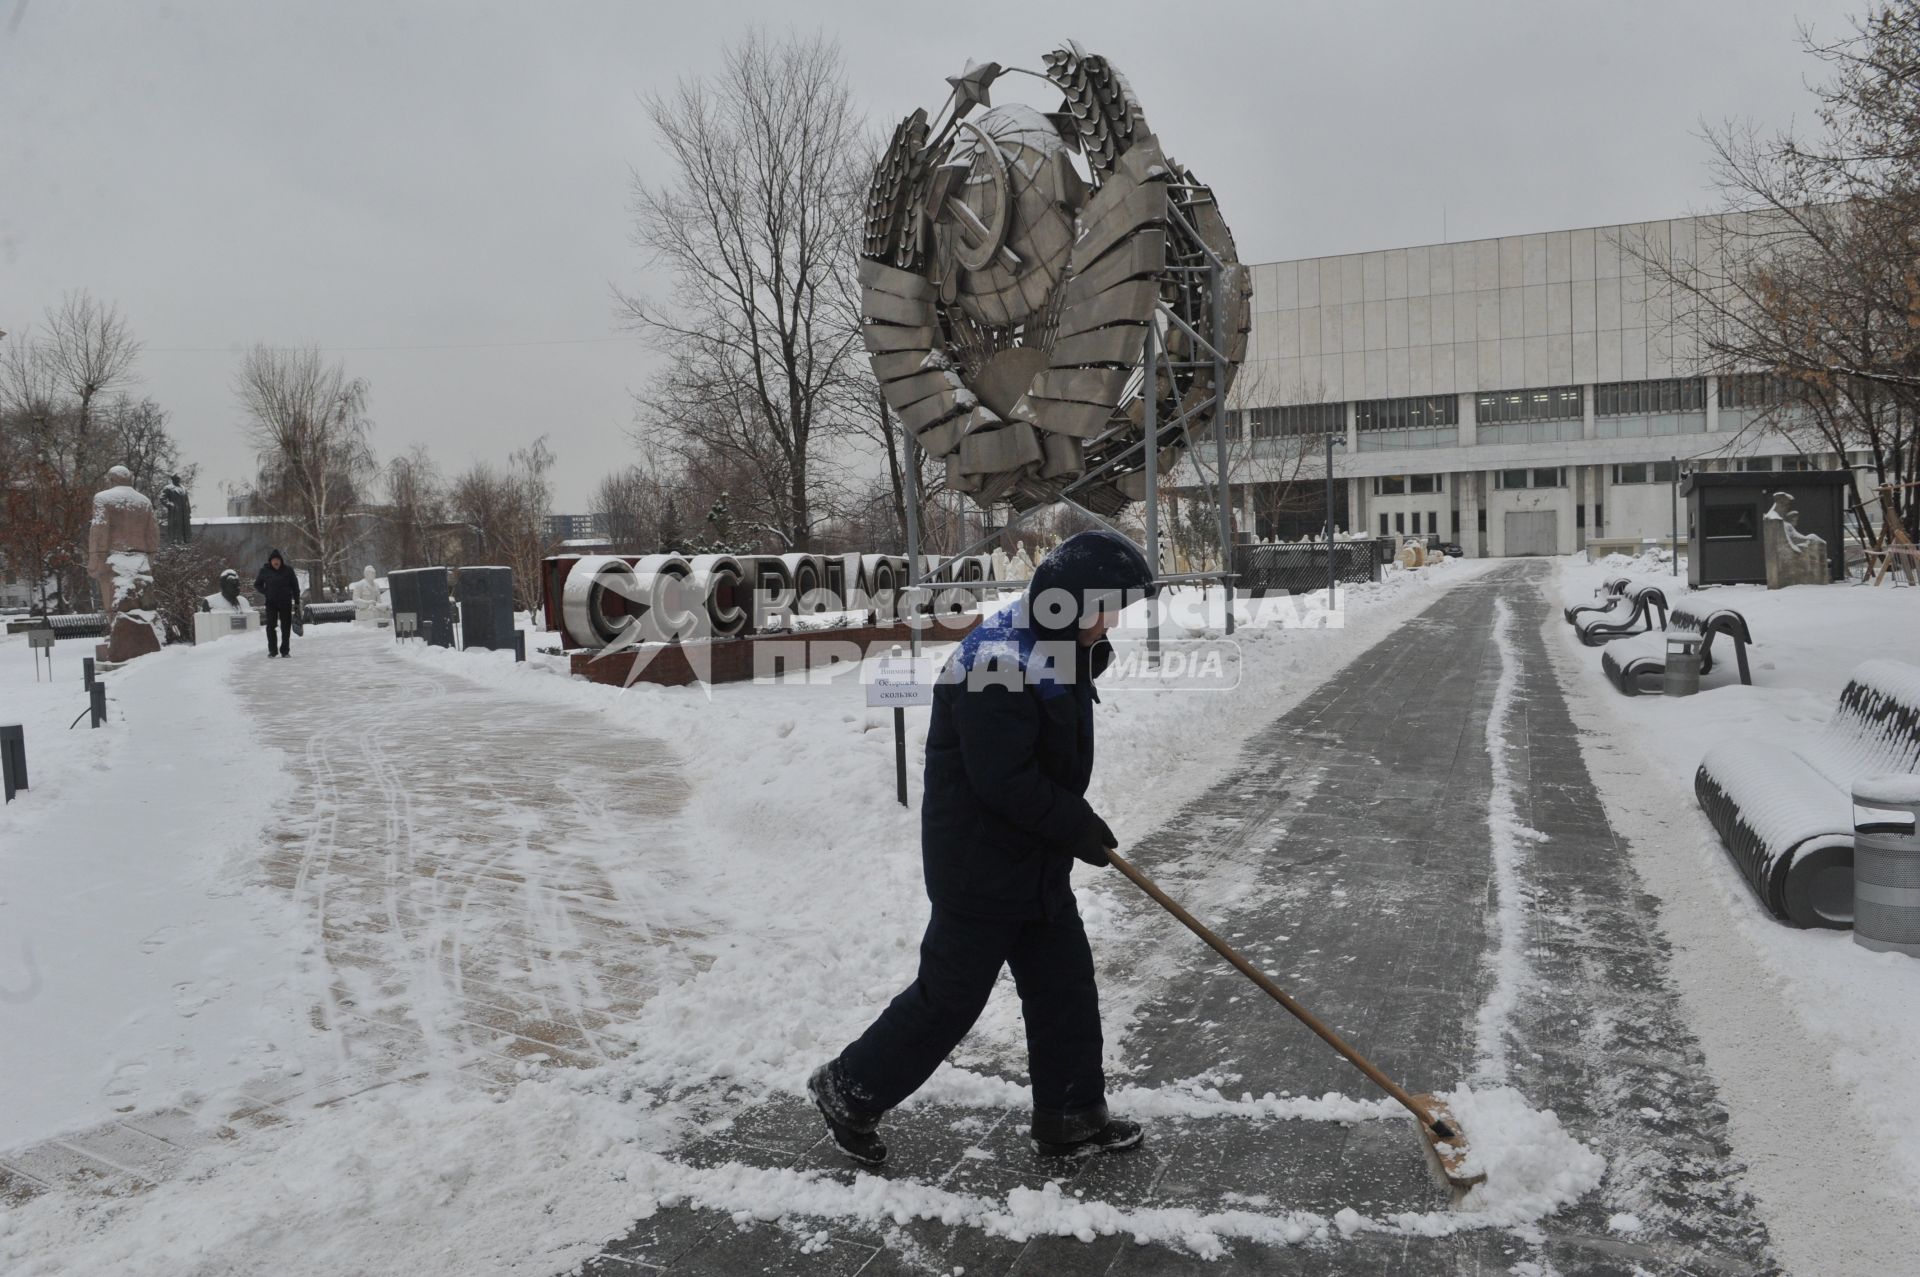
{"left": 920, "top": 530, "right": 1154, "bottom": 919}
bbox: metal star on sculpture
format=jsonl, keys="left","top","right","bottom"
{"left": 861, "top": 42, "right": 1251, "bottom": 514}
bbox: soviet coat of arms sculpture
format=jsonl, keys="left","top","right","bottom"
{"left": 861, "top": 45, "right": 1250, "bottom": 513}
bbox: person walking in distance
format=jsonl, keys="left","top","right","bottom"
{"left": 809, "top": 529, "right": 1156, "bottom": 1166}
{"left": 254, "top": 548, "right": 301, "bottom": 657}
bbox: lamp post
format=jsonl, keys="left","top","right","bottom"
{"left": 1670, "top": 455, "right": 1679, "bottom": 578}
{"left": 1326, "top": 432, "right": 1346, "bottom": 608}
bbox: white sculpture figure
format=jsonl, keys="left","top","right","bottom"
{"left": 203, "top": 568, "right": 255, "bottom": 613}
{"left": 1762, "top": 492, "right": 1828, "bottom": 589}
{"left": 990, "top": 546, "right": 1010, "bottom": 581}
{"left": 351, "top": 565, "right": 391, "bottom": 624}
{"left": 1009, "top": 539, "right": 1036, "bottom": 580}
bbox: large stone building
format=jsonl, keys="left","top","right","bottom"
{"left": 1176, "top": 212, "right": 1865, "bottom": 557}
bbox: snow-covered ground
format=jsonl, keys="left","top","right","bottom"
{"left": 0, "top": 561, "right": 1521, "bottom": 1275}
{"left": 1546, "top": 553, "right": 1920, "bottom": 1277}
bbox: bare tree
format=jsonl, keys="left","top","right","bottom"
{"left": 236, "top": 344, "right": 377, "bottom": 597}
{"left": 380, "top": 445, "right": 449, "bottom": 568}
{"left": 449, "top": 438, "right": 555, "bottom": 610}
{"left": 42, "top": 290, "right": 140, "bottom": 443}
{"left": 618, "top": 29, "right": 866, "bottom": 551}
{"left": 1626, "top": 4, "right": 1920, "bottom": 545}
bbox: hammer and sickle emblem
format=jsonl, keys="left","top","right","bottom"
{"left": 933, "top": 119, "right": 1022, "bottom": 276}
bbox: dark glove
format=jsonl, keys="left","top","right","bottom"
{"left": 1071, "top": 813, "right": 1117, "bottom": 868}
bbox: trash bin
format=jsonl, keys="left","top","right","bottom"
{"left": 1853, "top": 774, "right": 1920, "bottom": 957}
{"left": 1662, "top": 636, "right": 1702, "bottom": 697}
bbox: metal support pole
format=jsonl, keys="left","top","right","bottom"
{"left": 1327, "top": 433, "right": 1338, "bottom": 609}
{"left": 901, "top": 426, "right": 926, "bottom": 661}
{"left": 1209, "top": 259, "right": 1237, "bottom": 637}
{"left": 1142, "top": 321, "right": 1160, "bottom": 661}
{"left": 1670, "top": 456, "right": 1679, "bottom": 577}
{"left": 893, "top": 704, "right": 908, "bottom": 806}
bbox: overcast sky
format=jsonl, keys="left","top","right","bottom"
{"left": 1, "top": 0, "right": 1860, "bottom": 512}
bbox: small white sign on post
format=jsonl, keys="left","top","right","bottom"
{"left": 866, "top": 654, "right": 935, "bottom": 707}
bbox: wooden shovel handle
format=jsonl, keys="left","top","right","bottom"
{"left": 1106, "top": 849, "right": 1450, "bottom": 1137}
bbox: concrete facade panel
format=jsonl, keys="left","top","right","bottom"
{"left": 1453, "top": 292, "right": 1477, "bottom": 342}
{"left": 1321, "top": 352, "right": 1345, "bottom": 398}
{"left": 1596, "top": 228, "right": 1621, "bottom": 279}
{"left": 1411, "top": 343, "right": 1437, "bottom": 393}
{"left": 1386, "top": 345, "right": 1409, "bottom": 396}
{"left": 1251, "top": 262, "right": 1279, "bottom": 310}
{"left": 1407, "top": 245, "right": 1430, "bottom": 296}
{"left": 1596, "top": 277, "right": 1621, "bottom": 329}
{"left": 1428, "top": 243, "right": 1452, "bottom": 295}
{"left": 1475, "top": 240, "right": 1500, "bottom": 290}
{"left": 1273, "top": 259, "right": 1299, "bottom": 310}
{"left": 1598, "top": 328, "right": 1622, "bottom": 380}
{"left": 1386, "top": 297, "right": 1410, "bottom": 349}
{"left": 1341, "top": 254, "right": 1364, "bottom": 304}
{"left": 1320, "top": 305, "right": 1343, "bottom": 355}
{"left": 1547, "top": 282, "right": 1572, "bottom": 334}
{"left": 1573, "top": 330, "right": 1598, "bottom": 383}
{"left": 1299, "top": 257, "right": 1320, "bottom": 307}
{"left": 1319, "top": 259, "right": 1340, "bottom": 308}
{"left": 1344, "top": 351, "right": 1366, "bottom": 398}
{"left": 1621, "top": 327, "right": 1648, "bottom": 379}
{"left": 1571, "top": 227, "right": 1595, "bottom": 282}
{"left": 1341, "top": 301, "right": 1364, "bottom": 352}
{"left": 1523, "top": 284, "right": 1547, "bottom": 336}
{"left": 1408, "top": 296, "right": 1431, "bottom": 347}
{"left": 1385, "top": 248, "right": 1408, "bottom": 300}
{"left": 1501, "top": 337, "right": 1525, "bottom": 386}
{"left": 1500, "top": 236, "right": 1524, "bottom": 288}
{"left": 1478, "top": 339, "right": 1502, "bottom": 389}
{"left": 1547, "top": 230, "right": 1572, "bottom": 283}
{"left": 1524, "top": 334, "right": 1550, "bottom": 385}
{"left": 1363, "top": 299, "right": 1387, "bottom": 350}
{"left": 1363, "top": 251, "right": 1386, "bottom": 301}
{"left": 1523, "top": 233, "right": 1548, "bottom": 285}
{"left": 1454, "top": 342, "right": 1477, "bottom": 390}
{"left": 1430, "top": 293, "right": 1454, "bottom": 344}
{"left": 1549, "top": 332, "right": 1573, "bottom": 384}
{"left": 1572, "top": 280, "right": 1596, "bottom": 333}
{"left": 1499, "top": 287, "right": 1524, "bottom": 339}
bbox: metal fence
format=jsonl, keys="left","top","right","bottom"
{"left": 1232, "top": 541, "right": 1382, "bottom": 596}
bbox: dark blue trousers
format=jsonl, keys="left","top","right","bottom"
{"left": 835, "top": 902, "right": 1106, "bottom": 1118}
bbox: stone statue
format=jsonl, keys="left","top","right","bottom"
{"left": 1763, "top": 492, "right": 1828, "bottom": 589}
{"left": 202, "top": 568, "right": 254, "bottom": 613}
{"left": 86, "top": 464, "right": 163, "bottom": 662}
{"left": 859, "top": 47, "right": 1248, "bottom": 515}
{"left": 350, "top": 565, "right": 390, "bottom": 625}
{"left": 1009, "top": 539, "right": 1036, "bottom": 580}
{"left": 990, "top": 546, "right": 1011, "bottom": 581}
{"left": 158, "top": 474, "right": 191, "bottom": 545}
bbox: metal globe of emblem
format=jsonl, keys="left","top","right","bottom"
{"left": 862, "top": 45, "right": 1249, "bottom": 514}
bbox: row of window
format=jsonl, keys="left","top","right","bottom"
{"left": 1372, "top": 474, "right": 1443, "bottom": 495}
{"left": 1378, "top": 510, "right": 1445, "bottom": 536}
{"left": 1355, "top": 395, "right": 1459, "bottom": 432}
{"left": 1229, "top": 402, "right": 1346, "bottom": 440}
{"left": 1594, "top": 377, "right": 1706, "bottom": 416}
{"left": 1477, "top": 385, "right": 1582, "bottom": 425}
{"left": 1612, "top": 461, "right": 1678, "bottom": 484}
{"left": 1494, "top": 467, "right": 1567, "bottom": 490}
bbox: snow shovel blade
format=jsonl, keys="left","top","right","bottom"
{"left": 1411, "top": 1093, "right": 1484, "bottom": 1192}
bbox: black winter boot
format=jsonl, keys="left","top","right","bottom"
{"left": 1031, "top": 1102, "right": 1143, "bottom": 1159}
{"left": 808, "top": 1062, "right": 888, "bottom": 1167}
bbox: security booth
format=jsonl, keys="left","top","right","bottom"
{"left": 1683, "top": 470, "right": 1850, "bottom": 586}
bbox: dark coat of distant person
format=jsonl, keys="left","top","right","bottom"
{"left": 254, "top": 549, "right": 302, "bottom": 609}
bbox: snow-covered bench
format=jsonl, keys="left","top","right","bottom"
{"left": 1573, "top": 583, "right": 1667, "bottom": 646}
{"left": 1563, "top": 576, "right": 1633, "bottom": 625}
{"left": 1694, "top": 659, "right": 1920, "bottom": 928}
{"left": 1600, "top": 605, "right": 1754, "bottom": 696}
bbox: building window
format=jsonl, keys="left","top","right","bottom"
{"left": 1532, "top": 467, "right": 1564, "bottom": 488}
{"left": 1718, "top": 374, "right": 1788, "bottom": 409}
{"left": 1354, "top": 395, "right": 1458, "bottom": 452}
{"left": 1452, "top": 509, "right": 1461, "bottom": 534}
{"left": 1410, "top": 474, "right": 1440, "bottom": 494}
{"left": 1594, "top": 503, "right": 1603, "bottom": 533}
{"left": 1595, "top": 378, "right": 1707, "bottom": 416}
{"left": 1477, "top": 508, "right": 1488, "bottom": 533}
{"left": 1379, "top": 512, "right": 1389, "bottom": 536}
{"left": 1739, "top": 456, "right": 1774, "bottom": 472}
{"left": 1234, "top": 402, "right": 1347, "bottom": 441}
{"left": 1476, "top": 385, "right": 1582, "bottom": 425}
{"left": 1704, "top": 504, "right": 1758, "bottom": 541}
{"left": 1612, "top": 461, "right": 1678, "bottom": 485}
{"left": 1395, "top": 512, "right": 1406, "bottom": 533}
{"left": 1427, "top": 511, "right": 1438, "bottom": 534}
{"left": 1576, "top": 504, "right": 1586, "bottom": 529}
{"left": 1374, "top": 475, "right": 1406, "bottom": 495}
{"left": 1496, "top": 469, "right": 1529, "bottom": 490}
{"left": 1780, "top": 455, "right": 1818, "bottom": 472}
{"left": 1495, "top": 468, "right": 1564, "bottom": 490}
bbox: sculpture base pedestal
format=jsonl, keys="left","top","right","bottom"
{"left": 99, "top": 612, "right": 162, "bottom": 663}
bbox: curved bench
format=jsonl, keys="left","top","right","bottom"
{"left": 1695, "top": 659, "right": 1920, "bottom": 928}
{"left": 1601, "top": 605, "right": 1754, "bottom": 695}
{"left": 1574, "top": 583, "right": 1667, "bottom": 647}
{"left": 1563, "top": 576, "right": 1633, "bottom": 625}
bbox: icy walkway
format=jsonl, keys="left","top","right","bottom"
{"left": 579, "top": 562, "right": 1777, "bottom": 1276}
{"left": 1, "top": 629, "right": 692, "bottom": 1201}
